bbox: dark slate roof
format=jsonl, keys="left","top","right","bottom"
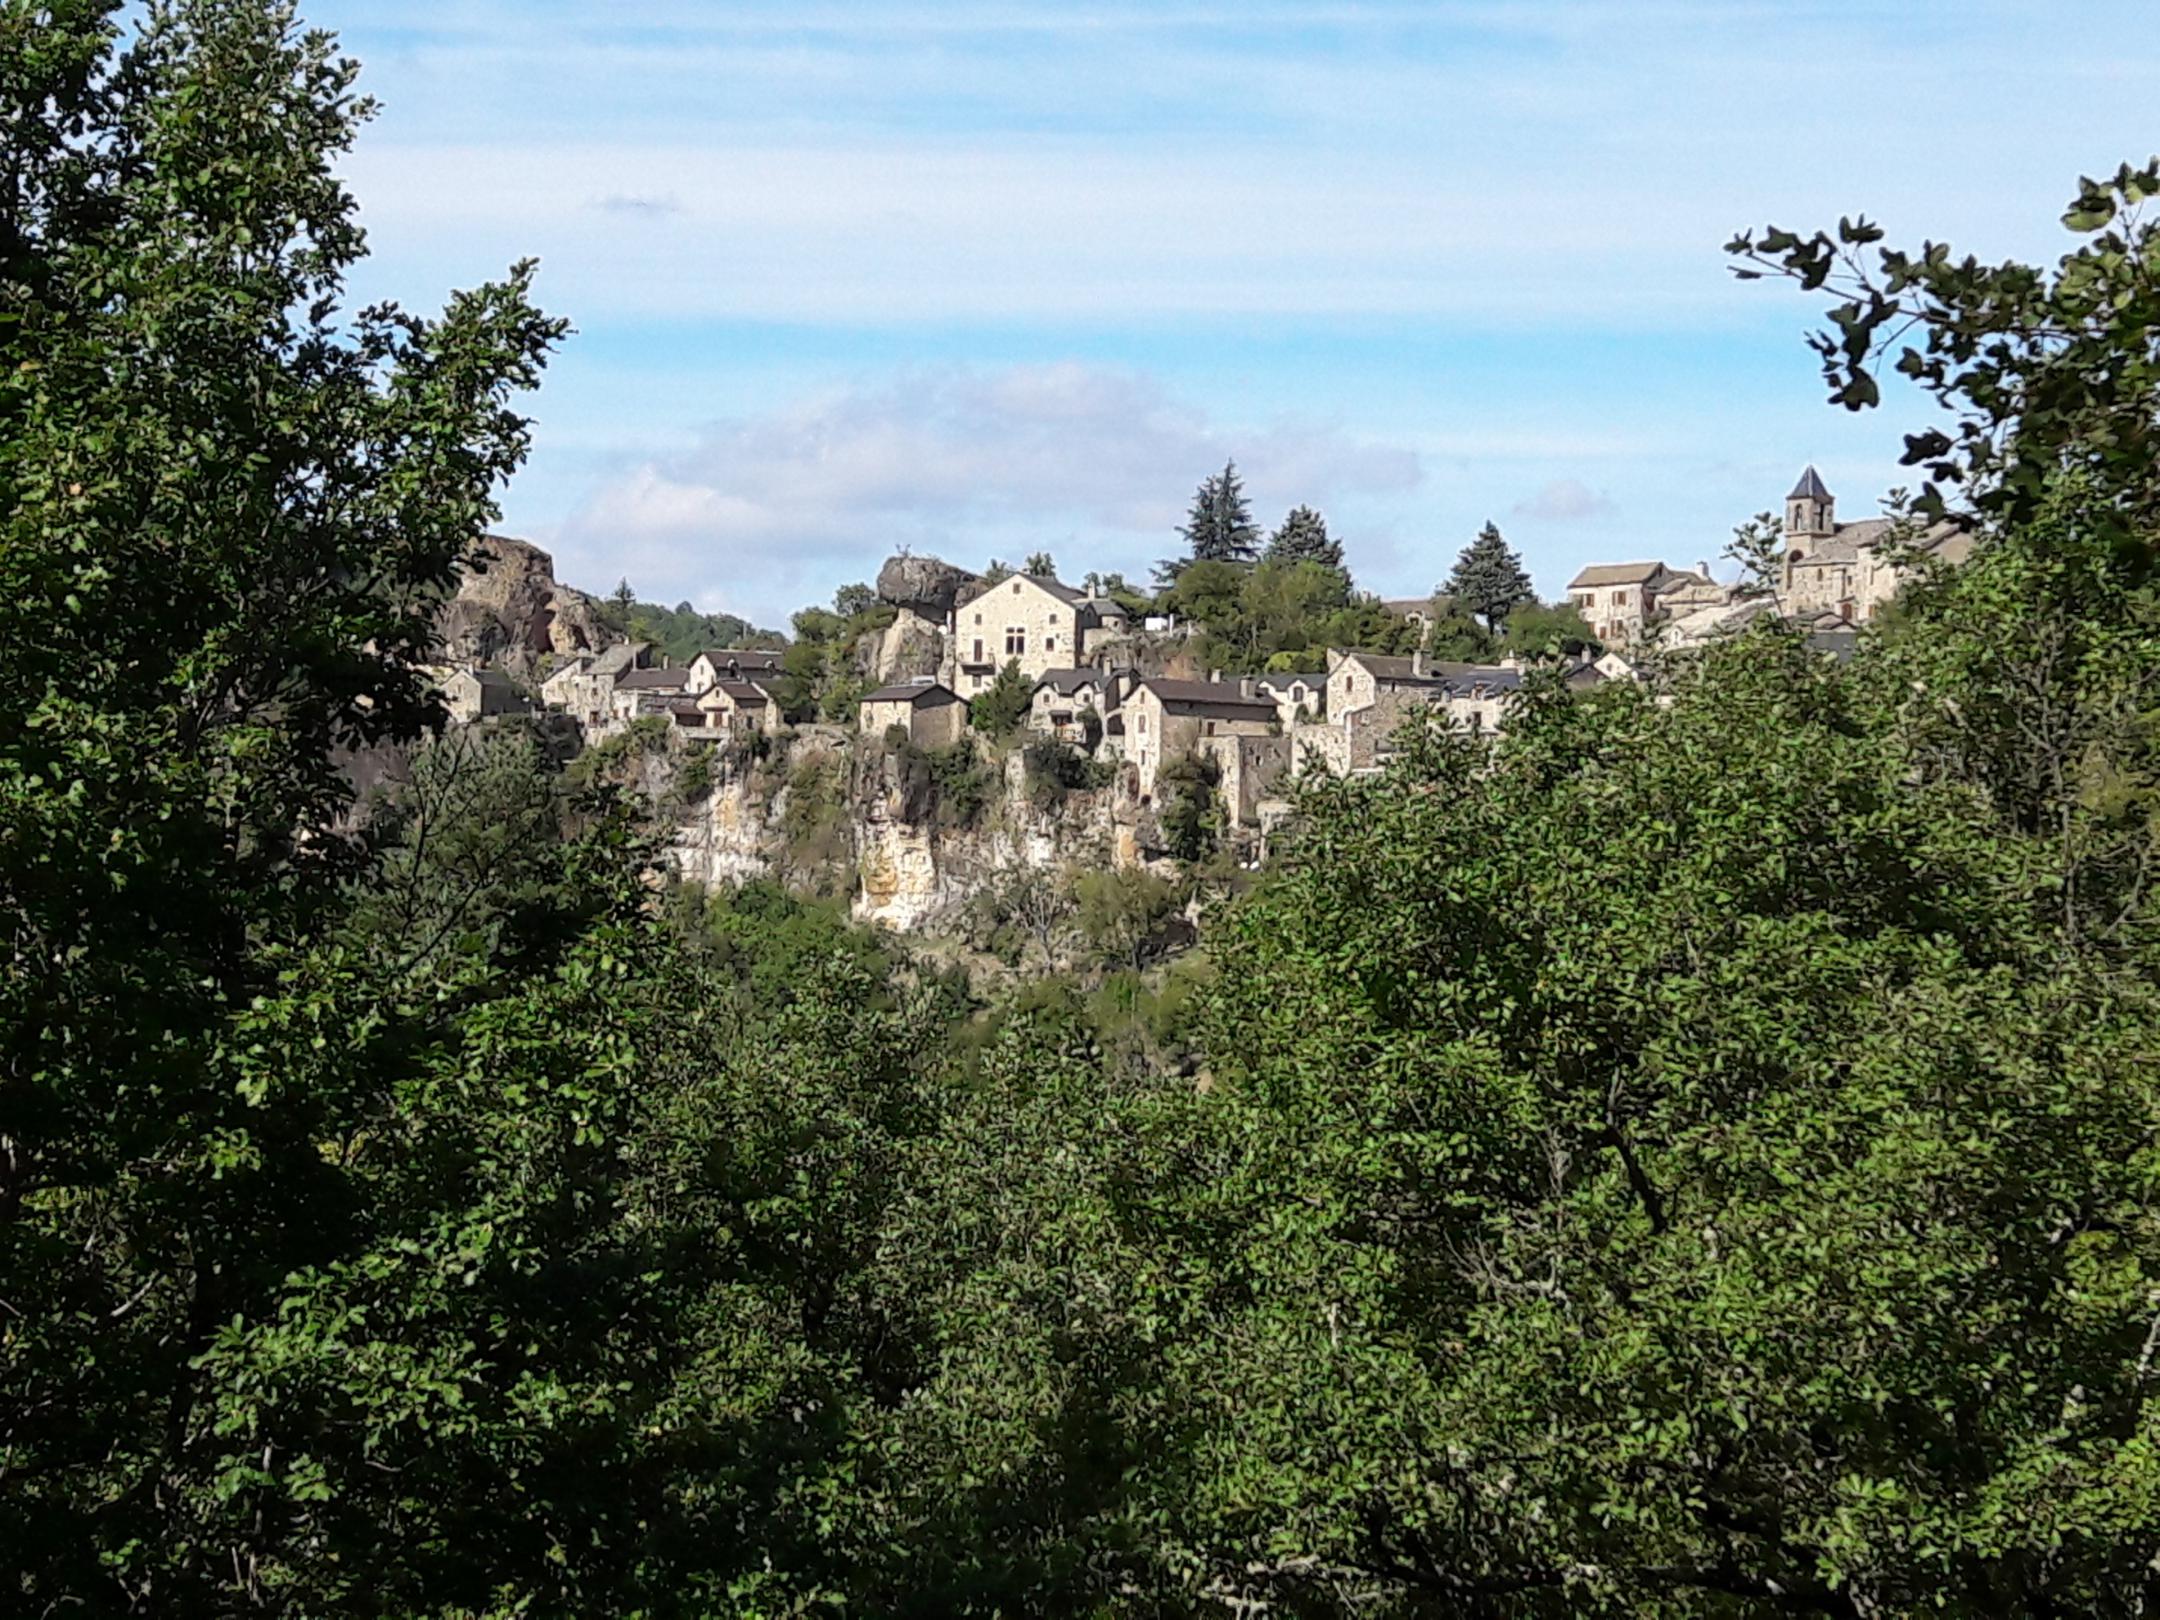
{"left": 862, "top": 679, "right": 961, "bottom": 705}
{"left": 699, "top": 646, "right": 783, "bottom": 671}
{"left": 1253, "top": 672, "right": 1318, "bottom": 693}
{"left": 710, "top": 680, "right": 770, "bottom": 705}
{"left": 1433, "top": 667, "right": 1524, "bottom": 696}
{"left": 1034, "top": 667, "right": 1103, "bottom": 696}
{"left": 1342, "top": 652, "right": 1496, "bottom": 686}
{"left": 1137, "top": 677, "right": 1277, "bottom": 714}
{"left": 1806, "top": 629, "right": 1860, "bottom": 663}
{"left": 470, "top": 668, "right": 519, "bottom": 691}
{"left": 615, "top": 666, "right": 686, "bottom": 689}
{"left": 1788, "top": 464, "right": 1834, "bottom": 501}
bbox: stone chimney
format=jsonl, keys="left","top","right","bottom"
{"left": 1208, "top": 667, "right": 1223, "bottom": 684}
{"left": 1238, "top": 675, "right": 1255, "bottom": 698}
{"left": 1411, "top": 650, "right": 1426, "bottom": 677}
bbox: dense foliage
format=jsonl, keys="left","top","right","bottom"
{"left": 11, "top": 6, "right": 2160, "bottom": 1616}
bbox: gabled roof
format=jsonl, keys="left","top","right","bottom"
{"left": 1568, "top": 561, "right": 1665, "bottom": 589}
{"left": 1253, "top": 672, "right": 1317, "bottom": 693}
{"left": 1135, "top": 677, "right": 1276, "bottom": 714}
{"left": 956, "top": 571, "right": 1088, "bottom": 610}
{"left": 1788, "top": 465, "right": 1834, "bottom": 502}
{"left": 862, "top": 679, "right": 962, "bottom": 706}
{"left": 1033, "top": 667, "right": 1103, "bottom": 696}
{"left": 697, "top": 646, "right": 783, "bottom": 671}
{"left": 615, "top": 666, "right": 686, "bottom": 690}
{"left": 707, "top": 680, "right": 770, "bottom": 705}
{"left": 591, "top": 642, "right": 649, "bottom": 676}
{"left": 461, "top": 667, "right": 519, "bottom": 691}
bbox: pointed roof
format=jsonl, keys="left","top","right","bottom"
{"left": 1788, "top": 465, "right": 1833, "bottom": 502}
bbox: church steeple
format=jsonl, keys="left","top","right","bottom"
{"left": 1786, "top": 465, "right": 1835, "bottom": 539}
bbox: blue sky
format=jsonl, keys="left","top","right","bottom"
{"left": 330, "top": 0, "right": 2155, "bottom": 628}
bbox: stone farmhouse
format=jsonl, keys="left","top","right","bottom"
{"left": 686, "top": 647, "right": 785, "bottom": 694}
{"left": 541, "top": 642, "right": 654, "bottom": 728}
{"left": 946, "top": 572, "right": 1132, "bottom": 694}
{"left": 1030, "top": 668, "right": 1110, "bottom": 743}
{"left": 1114, "top": 675, "right": 1281, "bottom": 799}
{"left": 674, "top": 679, "right": 776, "bottom": 738}
{"left": 435, "top": 665, "right": 528, "bottom": 724}
{"left": 860, "top": 678, "right": 968, "bottom": 750}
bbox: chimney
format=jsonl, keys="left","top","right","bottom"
{"left": 1411, "top": 650, "right": 1426, "bottom": 677}
{"left": 1238, "top": 675, "right": 1254, "bottom": 698}
{"left": 1209, "top": 667, "right": 1223, "bottom": 684}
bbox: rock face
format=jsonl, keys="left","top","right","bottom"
{"left": 435, "top": 534, "right": 614, "bottom": 674}
{"left": 876, "top": 553, "right": 979, "bottom": 618}
{"left": 866, "top": 607, "right": 946, "bottom": 686}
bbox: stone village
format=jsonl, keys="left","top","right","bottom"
{"left": 426, "top": 467, "right": 1971, "bottom": 928}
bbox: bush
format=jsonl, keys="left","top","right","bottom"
{"left": 1022, "top": 737, "right": 1114, "bottom": 812}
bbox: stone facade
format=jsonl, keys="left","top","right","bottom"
{"left": 948, "top": 573, "right": 1122, "bottom": 694}
{"left": 686, "top": 647, "right": 784, "bottom": 694}
{"left": 1028, "top": 669, "right": 1109, "bottom": 742}
{"left": 1119, "top": 675, "right": 1279, "bottom": 799}
{"left": 859, "top": 679, "right": 968, "bottom": 750}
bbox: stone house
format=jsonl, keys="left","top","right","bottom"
{"left": 541, "top": 641, "right": 652, "bottom": 728}
{"left": 437, "top": 665, "right": 527, "bottom": 724}
{"left": 1254, "top": 670, "right": 1324, "bottom": 728}
{"left": 859, "top": 678, "right": 968, "bottom": 750}
{"left": 685, "top": 647, "right": 784, "bottom": 695}
{"left": 1028, "top": 668, "right": 1109, "bottom": 743}
{"left": 948, "top": 573, "right": 1123, "bottom": 694}
{"left": 1119, "top": 675, "right": 1279, "bottom": 799}
{"left": 689, "top": 678, "right": 776, "bottom": 736}
{"left": 1566, "top": 562, "right": 1682, "bottom": 645}
{"left": 606, "top": 665, "right": 689, "bottom": 728}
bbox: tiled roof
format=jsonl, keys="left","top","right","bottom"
{"left": 1567, "top": 561, "right": 1665, "bottom": 589}
{"left": 1034, "top": 667, "right": 1103, "bottom": 696}
{"left": 699, "top": 646, "right": 783, "bottom": 671}
{"left": 956, "top": 572, "right": 1088, "bottom": 609}
{"left": 1788, "top": 464, "right": 1834, "bottom": 501}
{"left": 1137, "top": 677, "right": 1276, "bottom": 713}
{"left": 709, "top": 680, "right": 770, "bottom": 705}
{"left": 861, "top": 679, "right": 961, "bottom": 705}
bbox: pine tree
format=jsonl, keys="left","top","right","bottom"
{"left": 1264, "top": 505, "right": 1345, "bottom": 572}
{"left": 1444, "top": 522, "right": 1536, "bottom": 633}
{"left": 1158, "top": 461, "right": 1260, "bottom": 583}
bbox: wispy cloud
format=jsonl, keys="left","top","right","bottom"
{"left": 591, "top": 192, "right": 681, "bottom": 218}
{"left": 1513, "top": 478, "right": 1615, "bottom": 523}
{"left": 552, "top": 363, "right": 1422, "bottom": 624}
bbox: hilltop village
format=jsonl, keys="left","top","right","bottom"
{"left": 425, "top": 465, "right": 1970, "bottom": 929}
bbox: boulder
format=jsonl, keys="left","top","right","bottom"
{"left": 434, "top": 534, "right": 614, "bottom": 674}
{"left": 875, "top": 553, "right": 979, "bottom": 618}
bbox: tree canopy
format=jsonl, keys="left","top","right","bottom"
{"left": 10, "top": 13, "right": 2160, "bottom": 1611}
{"left": 1445, "top": 520, "right": 1538, "bottom": 631}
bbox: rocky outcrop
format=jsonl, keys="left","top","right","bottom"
{"left": 866, "top": 607, "right": 946, "bottom": 686}
{"left": 435, "top": 534, "right": 614, "bottom": 674}
{"left": 876, "top": 553, "right": 980, "bottom": 618}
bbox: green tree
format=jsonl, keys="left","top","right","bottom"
{"left": 1729, "top": 158, "right": 2160, "bottom": 551}
{"left": 1158, "top": 459, "right": 1260, "bottom": 583}
{"left": 833, "top": 580, "right": 878, "bottom": 618}
{"left": 1024, "top": 549, "right": 1057, "bottom": 576}
{"left": 1444, "top": 520, "right": 1536, "bottom": 632}
{"left": 968, "top": 658, "right": 1034, "bottom": 738}
{"left": 1500, "top": 598, "right": 1602, "bottom": 659}
{"left": 1264, "top": 504, "right": 1346, "bottom": 572}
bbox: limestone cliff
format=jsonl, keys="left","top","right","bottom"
{"left": 663, "top": 727, "right": 1177, "bottom": 936}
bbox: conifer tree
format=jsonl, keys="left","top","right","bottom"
{"left": 1158, "top": 460, "right": 1260, "bottom": 583}
{"left": 1444, "top": 521, "right": 1536, "bottom": 633}
{"left": 1264, "top": 505, "right": 1345, "bottom": 572}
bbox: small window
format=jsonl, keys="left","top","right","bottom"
{"left": 1045, "top": 635, "right": 1056, "bottom": 652}
{"left": 1137, "top": 714, "right": 1148, "bottom": 734}
{"left": 1011, "top": 581, "right": 1022, "bottom": 594}
{"left": 1005, "top": 627, "right": 1025, "bottom": 655}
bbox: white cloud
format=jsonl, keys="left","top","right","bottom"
{"left": 1513, "top": 477, "right": 1616, "bottom": 522}
{"left": 551, "top": 363, "right": 1422, "bottom": 624}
